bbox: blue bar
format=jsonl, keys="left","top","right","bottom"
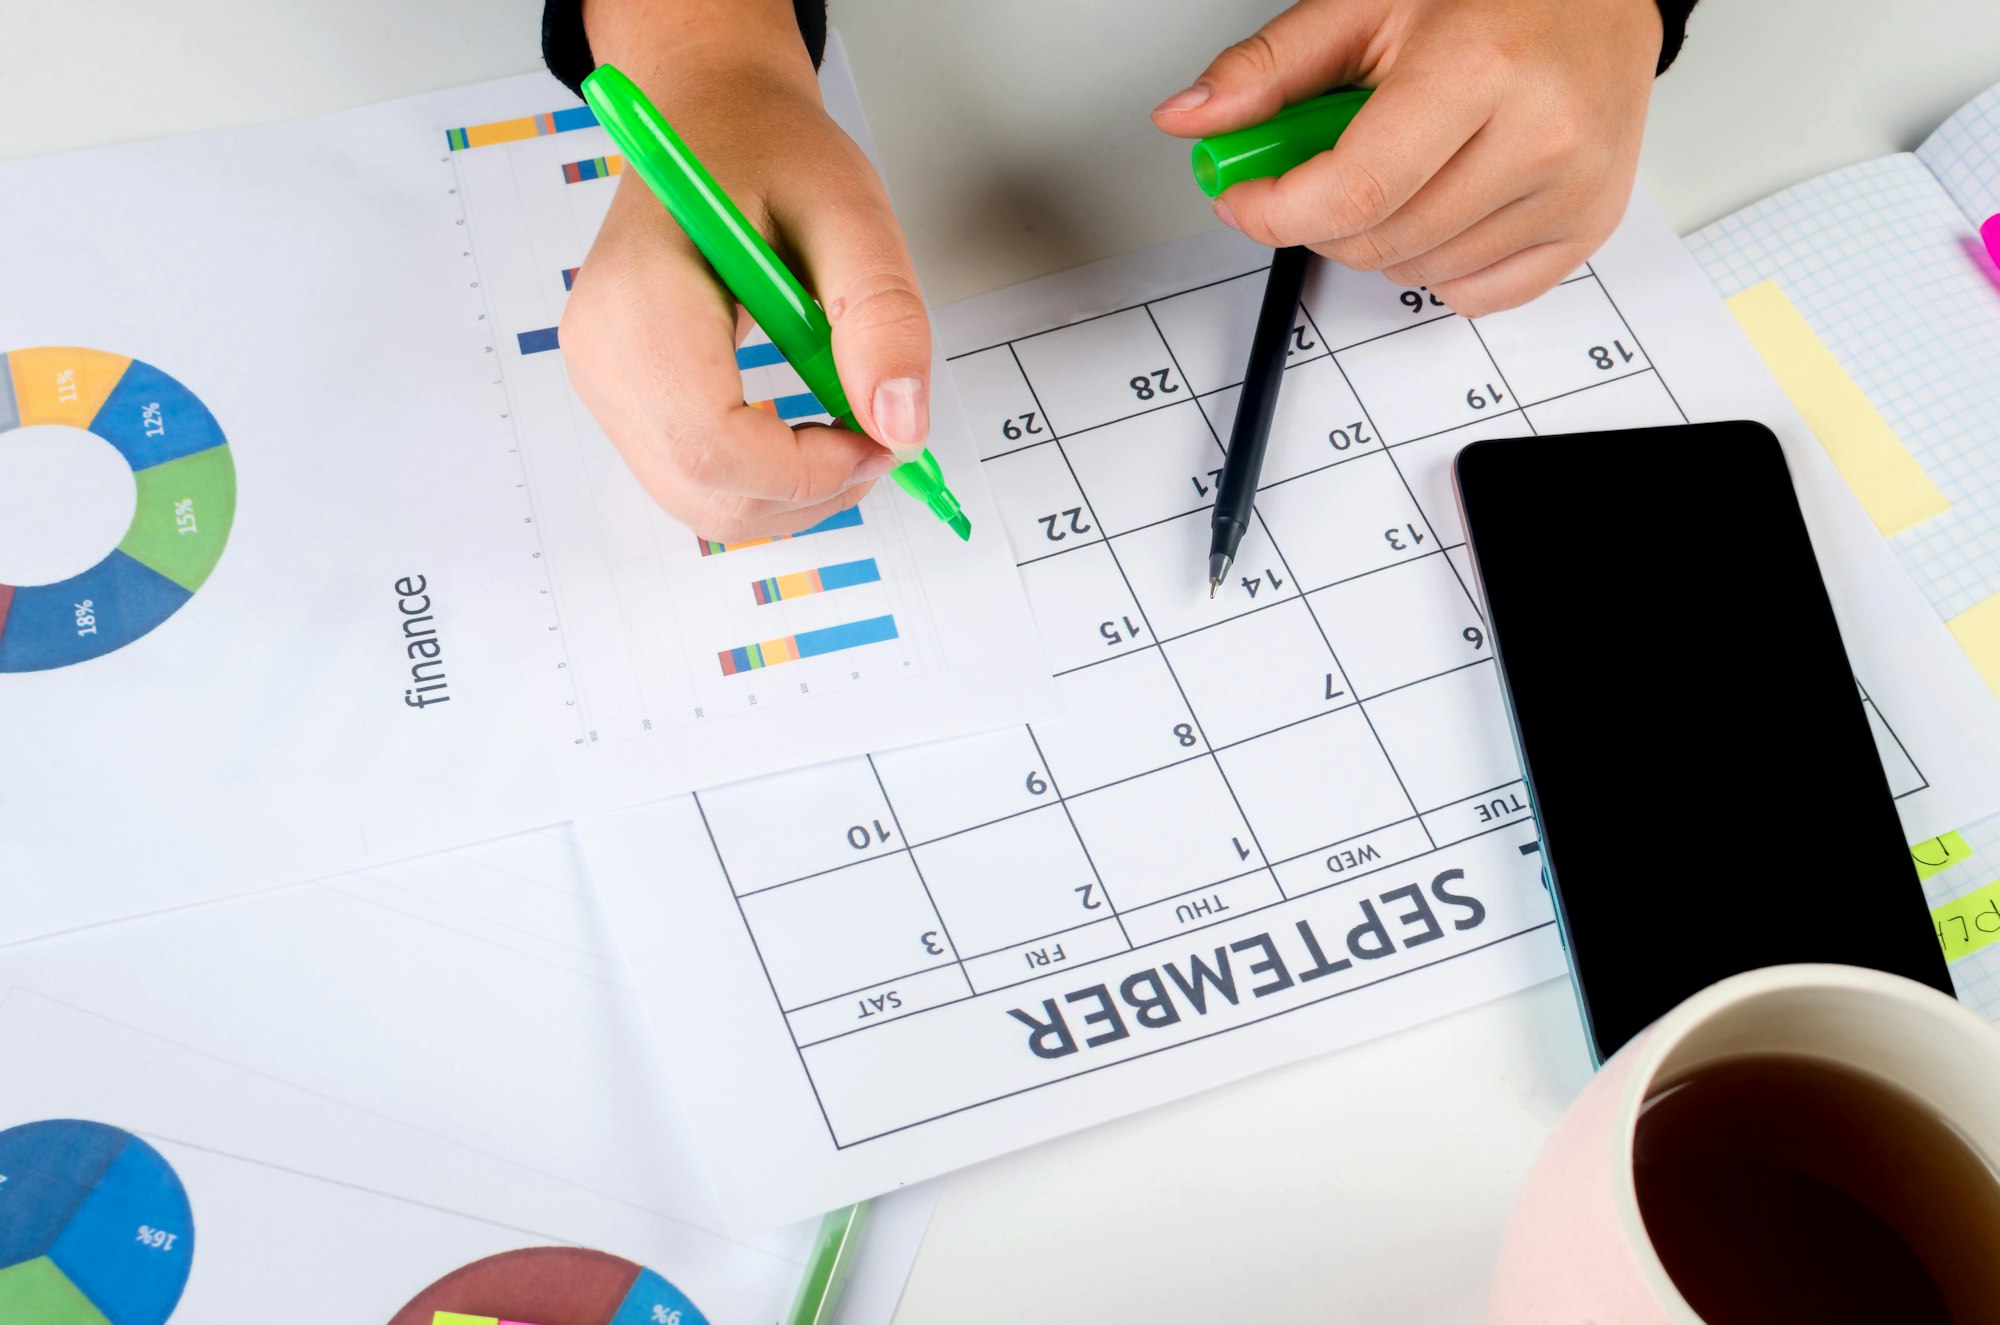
{"left": 773, "top": 391, "right": 825, "bottom": 420}
{"left": 735, "top": 342, "right": 786, "bottom": 370}
{"left": 550, "top": 105, "right": 599, "bottom": 133}
{"left": 818, "top": 558, "right": 883, "bottom": 591}
{"left": 798, "top": 506, "right": 864, "bottom": 536}
{"left": 795, "top": 615, "right": 899, "bottom": 659}
{"left": 517, "top": 327, "right": 561, "bottom": 355}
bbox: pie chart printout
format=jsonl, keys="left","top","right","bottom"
{"left": 390, "top": 1246, "right": 712, "bottom": 1325}
{"left": 0, "top": 347, "right": 235, "bottom": 672}
{"left": 0, "top": 1119, "right": 195, "bottom": 1324}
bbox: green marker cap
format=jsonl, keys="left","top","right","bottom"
{"left": 1190, "top": 89, "right": 1372, "bottom": 197}
{"left": 581, "top": 65, "right": 970, "bottom": 539}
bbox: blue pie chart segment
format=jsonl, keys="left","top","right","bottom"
{"left": 0, "top": 1119, "right": 194, "bottom": 1325}
{"left": 611, "top": 1267, "right": 712, "bottom": 1325}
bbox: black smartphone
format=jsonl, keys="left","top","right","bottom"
{"left": 1454, "top": 421, "right": 1953, "bottom": 1063}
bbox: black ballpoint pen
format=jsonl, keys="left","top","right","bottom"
{"left": 1209, "top": 245, "right": 1312, "bottom": 596}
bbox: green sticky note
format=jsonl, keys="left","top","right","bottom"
{"left": 1932, "top": 878, "right": 2000, "bottom": 963}
{"left": 1910, "top": 831, "right": 1974, "bottom": 881}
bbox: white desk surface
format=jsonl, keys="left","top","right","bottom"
{"left": 8, "top": 2, "right": 1996, "bottom": 1320}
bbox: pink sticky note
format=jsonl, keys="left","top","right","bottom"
{"left": 1984, "top": 212, "right": 2000, "bottom": 266}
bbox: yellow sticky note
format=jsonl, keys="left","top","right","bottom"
{"left": 1726, "top": 281, "right": 1948, "bottom": 536}
{"left": 1911, "top": 831, "right": 1974, "bottom": 881}
{"left": 1932, "top": 877, "right": 2000, "bottom": 963}
{"left": 1947, "top": 593, "right": 2000, "bottom": 700}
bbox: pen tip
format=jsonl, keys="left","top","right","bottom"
{"left": 948, "top": 512, "right": 972, "bottom": 541}
{"left": 1208, "top": 578, "right": 1220, "bottom": 599}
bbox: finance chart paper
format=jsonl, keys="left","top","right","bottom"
{"left": 0, "top": 52, "right": 1045, "bottom": 944}
{"left": 0, "top": 990, "right": 937, "bottom": 1323}
{"left": 581, "top": 193, "right": 2000, "bottom": 1232}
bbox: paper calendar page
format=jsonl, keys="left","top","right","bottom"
{"left": 580, "top": 192, "right": 2000, "bottom": 1233}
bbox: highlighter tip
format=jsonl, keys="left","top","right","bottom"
{"left": 948, "top": 512, "right": 972, "bottom": 541}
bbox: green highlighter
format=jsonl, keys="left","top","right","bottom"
{"left": 1189, "top": 88, "right": 1372, "bottom": 196}
{"left": 783, "top": 1201, "right": 866, "bottom": 1325}
{"left": 581, "top": 65, "right": 970, "bottom": 540}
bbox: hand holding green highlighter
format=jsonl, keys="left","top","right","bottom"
{"left": 580, "top": 65, "right": 970, "bottom": 541}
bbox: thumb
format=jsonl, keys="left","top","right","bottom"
{"left": 773, "top": 152, "right": 933, "bottom": 461}
{"left": 1151, "top": 0, "right": 1393, "bottom": 138}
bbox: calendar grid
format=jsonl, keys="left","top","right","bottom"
{"left": 695, "top": 793, "right": 845, "bottom": 1145}
{"left": 1135, "top": 301, "right": 1306, "bottom": 880}
{"left": 757, "top": 812, "right": 1554, "bottom": 1043}
{"left": 1592, "top": 275, "right": 1691, "bottom": 425}
{"left": 1167, "top": 296, "right": 1440, "bottom": 857}
{"left": 864, "top": 753, "right": 978, "bottom": 995}
{"left": 1315, "top": 305, "right": 1478, "bottom": 619}
{"left": 1022, "top": 725, "right": 1137, "bottom": 950}
{"left": 686, "top": 250, "right": 1943, "bottom": 1145}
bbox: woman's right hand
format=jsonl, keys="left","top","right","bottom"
{"left": 560, "top": 0, "right": 934, "bottom": 543}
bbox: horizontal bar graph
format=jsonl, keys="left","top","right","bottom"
{"left": 696, "top": 505, "right": 861, "bottom": 556}
{"left": 735, "top": 342, "right": 786, "bottom": 370}
{"left": 748, "top": 391, "right": 827, "bottom": 421}
{"left": 517, "top": 327, "right": 560, "bottom": 355}
{"left": 719, "top": 615, "right": 899, "bottom": 676}
{"left": 445, "top": 105, "right": 597, "bottom": 151}
{"left": 562, "top": 155, "right": 624, "bottom": 184}
{"left": 753, "top": 557, "right": 882, "bottom": 605}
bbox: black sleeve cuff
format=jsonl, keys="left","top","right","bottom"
{"left": 542, "top": 0, "right": 829, "bottom": 100}
{"left": 1653, "top": 0, "right": 1697, "bottom": 75}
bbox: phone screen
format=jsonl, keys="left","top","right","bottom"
{"left": 1454, "top": 422, "right": 1952, "bottom": 1061}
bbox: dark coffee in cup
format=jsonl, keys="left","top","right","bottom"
{"left": 1634, "top": 1053, "right": 2000, "bottom": 1324}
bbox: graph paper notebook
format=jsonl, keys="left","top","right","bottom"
{"left": 1689, "top": 84, "right": 2000, "bottom": 1023}
{"left": 1688, "top": 83, "right": 2000, "bottom": 619}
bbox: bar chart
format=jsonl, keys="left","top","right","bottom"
{"left": 720, "top": 614, "right": 900, "bottom": 676}
{"left": 752, "top": 557, "right": 883, "bottom": 604}
{"left": 561, "top": 155, "right": 623, "bottom": 184}
{"left": 697, "top": 506, "right": 861, "bottom": 557}
{"left": 447, "top": 91, "right": 940, "bottom": 742}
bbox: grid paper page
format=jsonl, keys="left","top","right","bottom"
{"left": 1920, "top": 82, "right": 2000, "bottom": 223}
{"left": 1688, "top": 85, "right": 2000, "bottom": 1022}
{"left": 1687, "top": 120, "right": 2000, "bottom": 622}
{"left": 580, "top": 193, "right": 2000, "bottom": 1232}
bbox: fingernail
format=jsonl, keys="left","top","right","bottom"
{"left": 871, "top": 377, "right": 929, "bottom": 454}
{"left": 1214, "top": 199, "right": 1239, "bottom": 231}
{"left": 847, "top": 452, "right": 895, "bottom": 488}
{"left": 1153, "top": 83, "right": 1211, "bottom": 115}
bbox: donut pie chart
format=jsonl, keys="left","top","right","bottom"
{"left": 0, "top": 347, "right": 235, "bottom": 672}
